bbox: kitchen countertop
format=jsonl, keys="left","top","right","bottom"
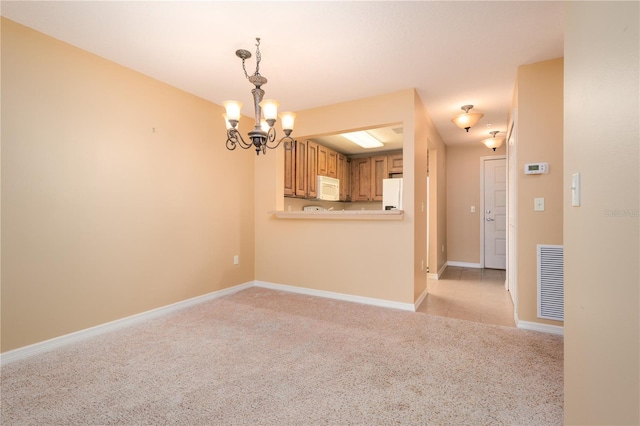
{"left": 268, "top": 210, "right": 404, "bottom": 220}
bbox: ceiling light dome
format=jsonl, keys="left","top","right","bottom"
{"left": 482, "top": 131, "right": 505, "bottom": 151}
{"left": 451, "top": 105, "right": 484, "bottom": 132}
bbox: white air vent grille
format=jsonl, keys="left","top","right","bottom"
{"left": 537, "top": 244, "right": 564, "bottom": 321}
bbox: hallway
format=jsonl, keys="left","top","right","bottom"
{"left": 418, "top": 267, "right": 515, "bottom": 327}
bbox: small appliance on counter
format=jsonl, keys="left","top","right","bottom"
{"left": 382, "top": 178, "right": 403, "bottom": 210}
{"left": 303, "top": 206, "right": 325, "bottom": 212}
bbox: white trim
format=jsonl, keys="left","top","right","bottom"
{"left": 0, "top": 281, "right": 254, "bottom": 365}
{"left": 506, "top": 112, "right": 518, "bottom": 308}
{"left": 438, "top": 262, "right": 447, "bottom": 277}
{"left": 447, "top": 261, "right": 482, "bottom": 268}
{"left": 255, "top": 281, "right": 416, "bottom": 312}
{"left": 516, "top": 317, "right": 564, "bottom": 335}
{"left": 427, "top": 262, "right": 447, "bottom": 280}
{"left": 414, "top": 288, "right": 428, "bottom": 311}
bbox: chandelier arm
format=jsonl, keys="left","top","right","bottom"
{"left": 264, "top": 134, "right": 296, "bottom": 151}
{"left": 266, "top": 126, "right": 276, "bottom": 144}
{"left": 226, "top": 128, "right": 253, "bottom": 151}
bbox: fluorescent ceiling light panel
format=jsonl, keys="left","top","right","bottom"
{"left": 342, "top": 131, "right": 384, "bottom": 148}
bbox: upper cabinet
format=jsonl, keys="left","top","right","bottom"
{"left": 284, "top": 139, "right": 401, "bottom": 203}
{"left": 370, "top": 155, "right": 389, "bottom": 201}
{"left": 294, "top": 140, "right": 308, "bottom": 197}
{"left": 306, "top": 141, "right": 318, "bottom": 199}
{"left": 350, "top": 154, "right": 396, "bottom": 202}
{"left": 388, "top": 153, "right": 403, "bottom": 175}
{"left": 317, "top": 145, "right": 338, "bottom": 178}
{"left": 284, "top": 141, "right": 295, "bottom": 197}
{"left": 350, "top": 157, "right": 371, "bottom": 202}
{"left": 337, "top": 154, "right": 350, "bottom": 201}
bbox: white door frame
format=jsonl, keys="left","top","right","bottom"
{"left": 506, "top": 115, "right": 517, "bottom": 307}
{"left": 479, "top": 155, "right": 507, "bottom": 269}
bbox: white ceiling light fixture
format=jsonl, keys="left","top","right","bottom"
{"left": 342, "top": 131, "right": 384, "bottom": 149}
{"left": 482, "top": 130, "right": 505, "bottom": 151}
{"left": 451, "top": 104, "right": 484, "bottom": 132}
{"left": 223, "top": 38, "right": 296, "bottom": 156}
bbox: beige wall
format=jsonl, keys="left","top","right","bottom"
{"left": 1, "top": 19, "right": 256, "bottom": 352}
{"left": 428, "top": 148, "right": 447, "bottom": 276}
{"left": 414, "top": 93, "right": 446, "bottom": 299}
{"left": 446, "top": 144, "right": 506, "bottom": 264}
{"left": 564, "top": 2, "right": 639, "bottom": 424}
{"left": 254, "top": 90, "right": 443, "bottom": 304}
{"left": 511, "top": 58, "right": 564, "bottom": 326}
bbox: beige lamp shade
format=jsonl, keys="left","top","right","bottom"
{"left": 451, "top": 105, "right": 484, "bottom": 132}
{"left": 259, "top": 99, "right": 279, "bottom": 121}
{"left": 482, "top": 131, "right": 504, "bottom": 151}
{"left": 279, "top": 112, "right": 296, "bottom": 131}
{"left": 222, "top": 100, "right": 242, "bottom": 121}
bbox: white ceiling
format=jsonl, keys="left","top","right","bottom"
{"left": 1, "top": 1, "right": 564, "bottom": 151}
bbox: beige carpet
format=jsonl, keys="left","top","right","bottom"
{"left": 1, "top": 287, "right": 563, "bottom": 425}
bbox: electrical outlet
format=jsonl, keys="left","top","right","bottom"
{"left": 233, "top": 255, "right": 239, "bottom": 265}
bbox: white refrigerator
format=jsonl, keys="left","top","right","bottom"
{"left": 382, "top": 178, "right": 403, "bottom": 210}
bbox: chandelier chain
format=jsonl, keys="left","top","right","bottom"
{"left": 241, "top": 38, "right": 262, "bottom": 80}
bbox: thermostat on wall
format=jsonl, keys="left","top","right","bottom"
{"left": 524, "top": 162, "right": 549, "bottom": 175}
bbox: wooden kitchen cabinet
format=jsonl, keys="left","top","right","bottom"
{"left": 327, "top": 149, "right": 338, "bottom": 178}
{"left": 284, "top": 140, "right": 295, "bottom": 196}
{"left": 350, "top": 157, "right": 371, "bottom": 202}
{"left": 337, "top": 153, "right": 351, "bottom": 201}
{"left": 286, "top": 140, "right": 398, "bottom": 202}
{"left": 350, "top": 154, "right": 389, "bottom": 202}
{"left": 317, "top": 145, "right": 328, "bottom": 176}
{"left": 317, "top": 145, "right": 338, "bottom": 178}
{"left": 294, "top": 140, "right": 307, "bottom": 197}
{"left": 306, "top": 141, "right": 318, "bottom": 198}
{"left": 387, "top": 153, "right": 403, "bottom": 174}
{"left": 370, "top": 155, "right": 389, "bottom": 201}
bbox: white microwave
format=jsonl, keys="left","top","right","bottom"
{"left": 316, "top": 175, "right": 340, "bottom": 201}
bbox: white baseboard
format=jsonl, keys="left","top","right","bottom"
{"left": 1, "top": 280, "right": 443, "bottom": 365}
{"left": 414, "top": 288, "right": 428, "bottom": 311}
{"left": 427, "top": 262, "right": 448, "bottom": 280}
{"left": 0, "top": 281, "right": 254, "bottom": 365}
{"left": 516, "top": 319, "right": 564, "bottom": 335}
{"left": 255, "top": 281, "right": 416, "bottom": 312}
{"left": 447, "top": 261, "right": 482, "bottom": 268}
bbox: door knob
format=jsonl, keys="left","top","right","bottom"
{"left": 486, "top": 217, "right": 495, "bottom": 222}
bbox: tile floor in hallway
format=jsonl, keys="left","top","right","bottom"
{"left": 417, "top": 266, "right": 515, "bottom": 327}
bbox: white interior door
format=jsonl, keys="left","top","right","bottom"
{"left": 483, "top": 158, "right": 507, "bottom": 269}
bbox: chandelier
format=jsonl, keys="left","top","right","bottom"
{"left": 223, "top": 38, "right": 296, "bottom": 155}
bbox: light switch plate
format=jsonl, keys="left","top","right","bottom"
{"left": 534, "top": 197, "right": 545, "bottom": 211}
{"left": 571, "top": 172, "right": 581, "bottom": 206}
